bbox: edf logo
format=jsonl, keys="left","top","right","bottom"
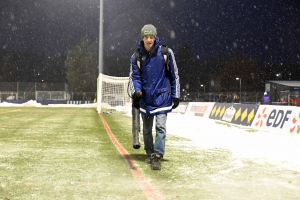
{"left": 266, "top": 109, "right": 292, "bottom": 128}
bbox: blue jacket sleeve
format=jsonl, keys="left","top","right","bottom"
{"left": 129, "top": 54, "right": 142, "bottom": 95}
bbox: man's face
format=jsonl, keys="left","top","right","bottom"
{"left": 142, "top": 35, "right": 155, "bottom": 51}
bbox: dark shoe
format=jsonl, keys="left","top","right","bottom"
{"left": 145, "top": 155, "right": 152, "bottom": 164}
{"left": 151, "top": 154, "right": 161, "bottom": 170}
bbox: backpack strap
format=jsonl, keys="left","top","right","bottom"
{"left": 161, "top": 45, "right": 171, "bottom": 94}
{"left": 135, "top": 48, "right": 142, "bottom": 69}
{"left": 161, "top": 45, "right": 169, "bottom": 71}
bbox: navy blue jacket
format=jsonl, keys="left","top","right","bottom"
{"left": 129, "top": 37, "right": 180, "bottom": 116}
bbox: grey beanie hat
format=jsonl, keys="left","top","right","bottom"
{"left": 141, "top": 24, "right": 157, "bottom": 39}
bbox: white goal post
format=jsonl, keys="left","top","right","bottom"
{"left": 97, "top": 73, "right": 132, "bottom": 113}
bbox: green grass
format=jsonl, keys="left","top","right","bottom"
{"left": 0, "top": 107, "right": 146, "bottom": 200}
{"left": 1, "top": 107, "right": 299, "bottom": 200}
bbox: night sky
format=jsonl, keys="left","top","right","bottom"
{"left": 1, "top": 0, "right": 300, "bottom": 64}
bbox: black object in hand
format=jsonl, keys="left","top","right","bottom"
{"left": 132, "top": 102, "right": 140, "bottom": 109}
{"left": 172, "top": 98, "right": 179, "bottom": 109}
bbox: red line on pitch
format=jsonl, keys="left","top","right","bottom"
{"left": 99, "top": 114, "right": 161, "bottom": 200}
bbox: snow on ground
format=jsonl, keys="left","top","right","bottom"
{"left": 0, "top": 100, "right": 46, "bottom": 107}
{"left": 124, "top": 110, "right": 300, "bottom": 172}
{"left": 0, "top": 100, "right": 97, "bottom": 108}
{"left": 166, "top": 113, "right": 300, "bottom": 172}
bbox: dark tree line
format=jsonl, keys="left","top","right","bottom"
{"left": 64, "top": 37, "right": 98, "bottom": 92}
{"left": 1, "top": 40, "right": 299, "bottom": 93}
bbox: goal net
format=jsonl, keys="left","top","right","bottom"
{"left": 97, "top": 73, "right": 131, "bottom": 114}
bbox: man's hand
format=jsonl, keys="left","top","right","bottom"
{"left": 133, "top": 91, "right": 142, "bottom": 101}
{"left": 172, "top": 98, "right": 179, "bottom": 109}
{"left": 132, "top": 91, "right": 142, "bottom": 109}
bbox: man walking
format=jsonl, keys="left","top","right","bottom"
{"left": 129, "top": 24, "right": 180, "bottom": 170}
